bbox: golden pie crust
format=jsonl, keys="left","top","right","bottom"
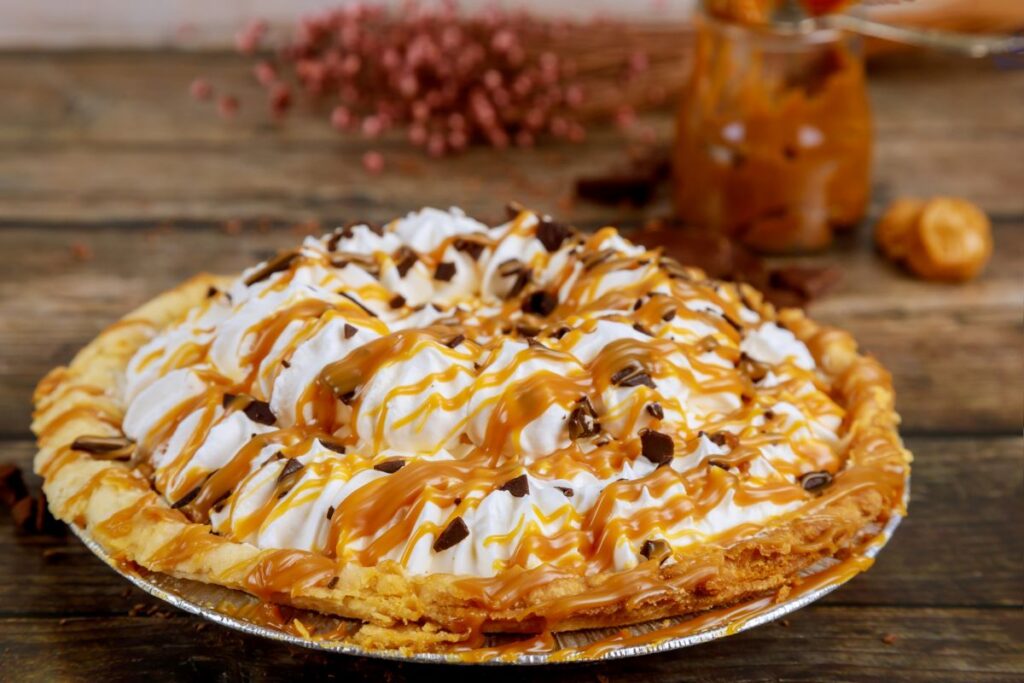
{"left": 33, "top": 263, "right": 910, "bottom": 654}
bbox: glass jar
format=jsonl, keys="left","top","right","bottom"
{"left": 673, "top": 5, "right": 872, "bottom": 252}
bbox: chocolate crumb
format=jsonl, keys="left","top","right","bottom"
{"left": 662, "top": 308, "right": 677, "bottom": 322}
{"left": 206, "top": 286, "right": 219, "bottom": 298}
{"left": 319, "top": 438, "right": 346, "bottom": 454}
{"left": 522, "top": 290, "right": 558, "bottom": 317}
{"left": 445, "top": 333, "right": 466, "bottom": 349}
{"left": 708, "top": 431, "right": 739, "bottom": 450}
{"left": 498, "top": 474, "right": 530, "bottom": 498}
{"left": 432, "top": 517, "right": 469, "bottom": 552}
{"left": 640, "top": 429, "right": 674, "bottom": 465}
{"left": 343, "top": 323, "right": 358, "bottom": 339}
{"left": 556, "top": 486, "right": 574, "bottom": 498}
{"left": 799, "top": 470, "right": 833, "bottom": 493}
{"left": 434, "top": 262, "right": 457, "bottom": 282}
{"left": 610, "top": 364, "right": 656, "bottom": 389}
{"left": 243, "top": 399, "right": 277, "bottom": 426}
{"left": 389, "top": 294, "right": 406, "bottom": 309}
{"left": 326, "top": 576, "right": 340, "bottom": 590}
{"left": 454, "top": 238, "right": 486, "bottom": 260}
{"left": 632, "top": 323, "right": 653, "bottom": 337}
{"left": 640, "top": 538, "right": 671, "bottom": 564}
{"left": 373, "top": 458, "right": 407, "bottom": 474}
{"left": 633, "top": 298, "right": 644, "bottom": 311}
{"left": 646, "top": 403, "right": 664, "bottom": 420}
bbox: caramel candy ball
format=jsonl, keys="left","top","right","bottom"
{"left": 875, "top": 196, "right": 992, "bottom": 282}
{"left": 906, "top": 198, "right": 992, "bottom": 282}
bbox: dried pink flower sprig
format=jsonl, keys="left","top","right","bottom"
{"left": 196, "top": 2, "right": 657, "bottom": 159}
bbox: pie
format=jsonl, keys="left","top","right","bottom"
{"left": 32, "top": 206, "right": 910, "bottom": 654}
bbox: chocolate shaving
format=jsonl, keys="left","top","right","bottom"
{"left": 339, "top": 292, "right": 378, "bottom": 318}
{"left": 536, "top": 217, "right": 572, "bottom": 252}
{"left": 799, "top": 470, "right": 833, "bottom": 493}
{"left": 326, "top": 505, "right": 335, "bottom": 520}
{"left": 640, "top": 429, "right": 674, "bottom": 465}
{"left": 171, "top": 486, "right": 201, "bottom": 510}
{"left": 640, "top": 538, "right": 671, "bottom": 564}
{"left": 582, "top": 248, "right": 615, "bottom": 270}
{"left": 723, "top": 314, "right": 743, "bottom": 333}
{"left": 522, "top": 290, "right": 558, "bottom": 317}
{"left": 556, "top": 486, "right": 574, "bottom": 498}
{"left": 632, "top": 323, "right": 653, "bottom": 337}
{"left": 393, "top": 247, "right": 418, "bottom": 277}
{"left": 70, "top": 435, "right": 135, "bottom": 460}
{"left": 568, "top": 398, "right": 601, "bottom": 440}
{"left": 662, "top": 308, "right": 677, "bottom": 322}
{"left": 507, "top": 269, "right": 532, "bottom": 298}
{"left": 516, "top": 324, "right": 540, "bottom": 338}
{"left": 326, "top": 576, "right": 339, "bottom": 590}
{"left": 445, "top": 333, "right": 466, "bottom": 349}
{"left": 454, "top": 238, "right": 486, "bottom": 260}
{"left": 550, "top": 326, "right": 571, "bottom": 340}
{"left": 498, "top": 474, "right": 530, "bottom": 498}
{"left": 343, "top": 323, "right": 358, "bottom": 339}
{"left": 277, "top": 458, "right": 304, "bottom": 483}
{"left": 646, "top": 403, "right": 664, "bottom": 420}
{"left": 244, "top": 250, "right": 299, "bottom": 286}
{"left": 319, "top": 438, "right": 346, "bottom": 454}
{"left": 708, "top": 460, "right": 731, "bottom": 471}
{"left": 243, "top": 400, "right": 277, "bottom": 426}
{"left": 432, "top": 517, "right": 469, "bottom": 552}
{"left": 434, "top": 262, "right": 457, "bottom": 282}
{"left": 373, "top": 458, "right": 407, "bottom": 474}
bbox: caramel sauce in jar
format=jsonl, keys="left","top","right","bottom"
{"left": 673, "top": 4, "right": 872, "bottom": 252}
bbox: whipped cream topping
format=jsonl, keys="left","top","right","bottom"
{"left": 120, "top": 207, "right": 846, "bottom": 578}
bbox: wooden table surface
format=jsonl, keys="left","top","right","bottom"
{"left": 0, "top": 48, "right": 1021, "bottom": 681}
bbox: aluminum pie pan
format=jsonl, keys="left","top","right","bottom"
{"left": 68, "top": 481, "right": 906, "bottom": 665}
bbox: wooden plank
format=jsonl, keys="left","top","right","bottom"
{"left": 0, "top": 607, "right": 1019, "bottom": 681}
{"left": 0, "top": 219, "right": 1020, "bottom": 435}
{"left": 1, "top": 436, "right": 1019, "bottom": 617}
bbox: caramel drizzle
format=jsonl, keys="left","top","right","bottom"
{"left": 77, "top": 211, "right": 906, "bottom": 628}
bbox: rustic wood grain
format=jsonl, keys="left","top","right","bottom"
{"left": 0, "top": 48, "right": 1021, "bottom": 679}
{"left": 0, "top": 607, "right": 1020, "bottom": 682}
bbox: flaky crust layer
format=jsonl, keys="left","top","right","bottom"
{"left": 32, "top": 273, "right": 911, "bottom": 652}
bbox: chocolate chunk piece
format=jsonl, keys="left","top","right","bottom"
{"left": 389, "top": 294, "right": 407, "bottom": 309}
{"left": 708, "top": 431, "right": 739, "bottom": 450}
{"left": 243, "top": 400, "right": 277, "bottom": 426}
{"left": 444, "top": 333, "right": 466, "bottom": 349}
{"left": 343, "top": 323, "right": 358, "bottom": 339}
{"left": 206, "top": 286, "right": 219, "bottom": 298}
{"left": 640, "top": 538, "right": 671, "bottom": 564}
{"left": 662, "top": 308, "right": 677, "bottom": 322}
{"left": 568, "top": 398, "right": 601, "bottom": 440}
{"left": 339, "top": 292, "right": 378, "bottom": 318}
{"left": 522, "top": 290, "right": 558, "bottom": 317}
{"left": 70, "top": 435, "right": 135, "bottom": 460}
{"left": 432, "top": 517, "right": 469, "bottom": 552}
{"left": 170, "top": 486, "right": 201, "bottom": 509}
{"left": 799, "top": 470, "right": 833, "bottom": 493}
{"left": 640, "top": 429, "right": 674, "bottom": 465}
{"left": 498, "top": 474, "right": 530, "bottom": 498}
{"left": 373, "top": 458, "right": 407, "bottom": 474}
{"left": 326, "top": 576, "right": 339, "bottom": 590}
{"left": 536, "top": 217, "right": 572, "bottom": 252}
{"left": 326, "top": 505, "right": 335, "bottom": 520}
{"left": 454, "top": 238, "right": 486, "bottom": 260}
{"left": 632, "top": 323, "right": 653, "bottom": 336}
{"left": 610, "top": 364, "right": 656, "bottom": 389}
{"left": 646, "top": 403, "right": 664, "bottom": 420}
{"left": 434, "top": 262, "right": 457, "bottom": 282}
{"left": 244, "top": 250, "right": 299, "bottom": 286}
{"left": 393, "top": 247, "right": 418, "bottom": 277}
{"left": 515, "top": 324, "right": 540, "bottom": 338}
{"left": 277, "top": 458, "right": 304, "bottom": 484}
